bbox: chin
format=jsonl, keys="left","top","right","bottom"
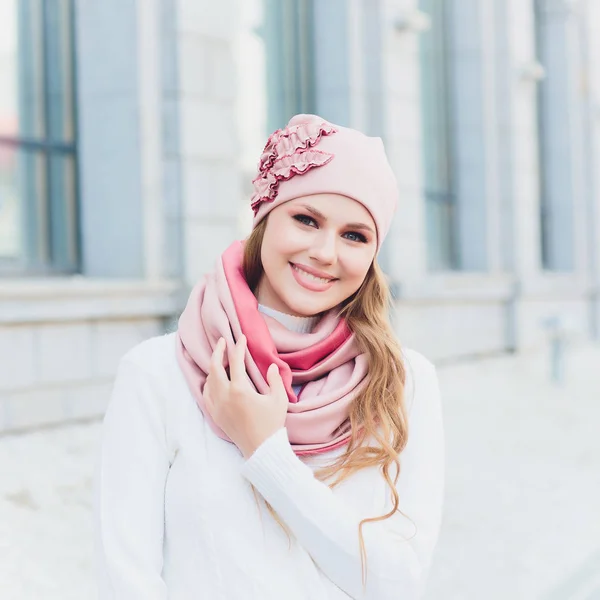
{"left": 285, "top": 294, "right": 338, "bottom": 317}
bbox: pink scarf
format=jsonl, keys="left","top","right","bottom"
{"left": 176, "top": 241, "right": 369, "bottom": 456}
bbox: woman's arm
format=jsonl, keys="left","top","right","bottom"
{"left": 93, "top": 354, "right": 171, "bottom": 599}
{"left": 240, "top": 351, "right": 445, "bottom": 600}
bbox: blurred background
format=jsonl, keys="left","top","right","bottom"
{"left": 1, "top": 0, "right": 599, "bottom": 598}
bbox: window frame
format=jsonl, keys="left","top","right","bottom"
{"left": 0, "top": 0, "right": 80, "bottom": 276}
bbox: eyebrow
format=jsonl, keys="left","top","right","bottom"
{"left": 300, "top": 204, "right": 376, "bottom": 234}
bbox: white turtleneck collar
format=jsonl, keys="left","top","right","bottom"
{"left": 258, "top": 304, "right": 320, "bottom": 334}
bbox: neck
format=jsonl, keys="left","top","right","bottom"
{"left": 254, "top": 280, "right": 302, "bottom": 318}
{"left": 257, "top": 303, "right": 320, "bottom": 334}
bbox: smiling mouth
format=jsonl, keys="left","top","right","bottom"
{"left": 290, "top": 263, "right": 336, "bottom": 284}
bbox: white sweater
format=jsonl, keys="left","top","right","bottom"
{"left": 93, "top": 332, "right": 445, "bottom": 600}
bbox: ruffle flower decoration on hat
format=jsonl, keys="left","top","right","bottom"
{"left": 250, "top": 118, "right": 338, "bottom": 214}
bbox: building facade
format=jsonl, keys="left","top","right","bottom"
{"left": 1, "top": 0, "right": 599, "bottom": 432}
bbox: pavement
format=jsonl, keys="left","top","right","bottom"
{"left": 423, "top": 342, "right": 600, "bottom": 600}
{"left": 1, "top": 342, "right": 599, "bottom": 600}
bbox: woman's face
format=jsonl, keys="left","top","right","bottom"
{"left": 256, "top": 193, "right": 377, "bottom": 317}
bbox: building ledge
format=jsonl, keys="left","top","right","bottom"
{"left": 392, "top": 272, "right": 596, "bottom": 303}
{"left": 519, "top": 273, "right": 595, "bottom": 299}
{"left": 0, "top": 276, "right": 186, "bottom": 324}
{"left": 391, "top": 273, "right": 516, "bottom": 302}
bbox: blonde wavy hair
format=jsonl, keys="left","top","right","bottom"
{"left": 243, "top": 217, "right": 413, "bottom": 586}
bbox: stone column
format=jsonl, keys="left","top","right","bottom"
{"left": 380, "top": 0, "right": 428, "bottom": 282}
{"left": 174, "top": 0, "right": 241, "bottom": 287}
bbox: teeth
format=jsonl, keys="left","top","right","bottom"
{"left": 292, "top": 264, "right": 332, "bottom": 284}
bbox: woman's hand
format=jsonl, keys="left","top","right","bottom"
{"left": 203, "top": 335, "right": 289, "bottom": 459}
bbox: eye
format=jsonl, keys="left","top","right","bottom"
{"left": 343, "top": 231, "right": 368, "bottom": 243}
{"left": 293, "top": 214, "right": 317, "bottom": 227}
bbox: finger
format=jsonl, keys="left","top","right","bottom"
{"left": 210, "top": 338, "right": 229, "bottom": 385}
{"left": 202, "top": 378, "right": 214, "bottom": 411}
{"left": 229, "top": 334, "right": 248, "bottom": 384}
{"left": 266, "top": 363, "right": 287, "bottom": 398}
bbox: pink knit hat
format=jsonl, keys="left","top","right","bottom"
{"left": 250, "top": 114, "right": 398, "bottom": 252}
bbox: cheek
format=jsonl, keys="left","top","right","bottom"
{"left": 260, "top": 239, "right": 277, "bottom": 281}
{"left": 264, "top": 220, "right": 302, "bottom": 256}
{"left": 260, "top": 231, "right": 293, "bottom": 283}
{"left": 340, "top": 250, "right": 374, "bottom": 285}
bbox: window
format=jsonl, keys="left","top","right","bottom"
{"left": 263, "top": 0, "right": 316, "bottom": 134}
{"left": 419, "top": 0, "right": 458, "bottom": 270}
{"left": 237, "top": 0, "right": 317, "bottom": 231}
{"left": 0, "top": 0, "right": 78, "bottom": 275}
{"left": 534, "top": 0, "right": 577, "bottom": 272}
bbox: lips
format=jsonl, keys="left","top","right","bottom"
{"left": 289, "top": 262, "right": 337, "bottom": 292}
{"left": 290, "top": 262, "right": 336, "bottom": 281}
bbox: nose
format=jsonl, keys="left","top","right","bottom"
{"left": 309, "top": 230, "right": 337, "bottom": 265}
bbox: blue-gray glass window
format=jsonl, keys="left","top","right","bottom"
{"left": 419, "top": 0, "right": 458, "bottom": 270}
{"left": 263, "top": 0, "right": 316, "bottom": 133}
{"left": 534, "top": 0, "right": 576, "bottom": 271}
{"left": 0, "top": 0, "right": 78, "bottom": 274}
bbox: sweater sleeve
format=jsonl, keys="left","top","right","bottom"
{"left": 93, "top": 354, "right": 171, "bottom": 599}
{"left": 240, "top": 353, "right": 445, "bottom": 600}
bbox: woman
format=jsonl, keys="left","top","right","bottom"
{"left": 94, "top": 114, "right": 445, "bottom": 599}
